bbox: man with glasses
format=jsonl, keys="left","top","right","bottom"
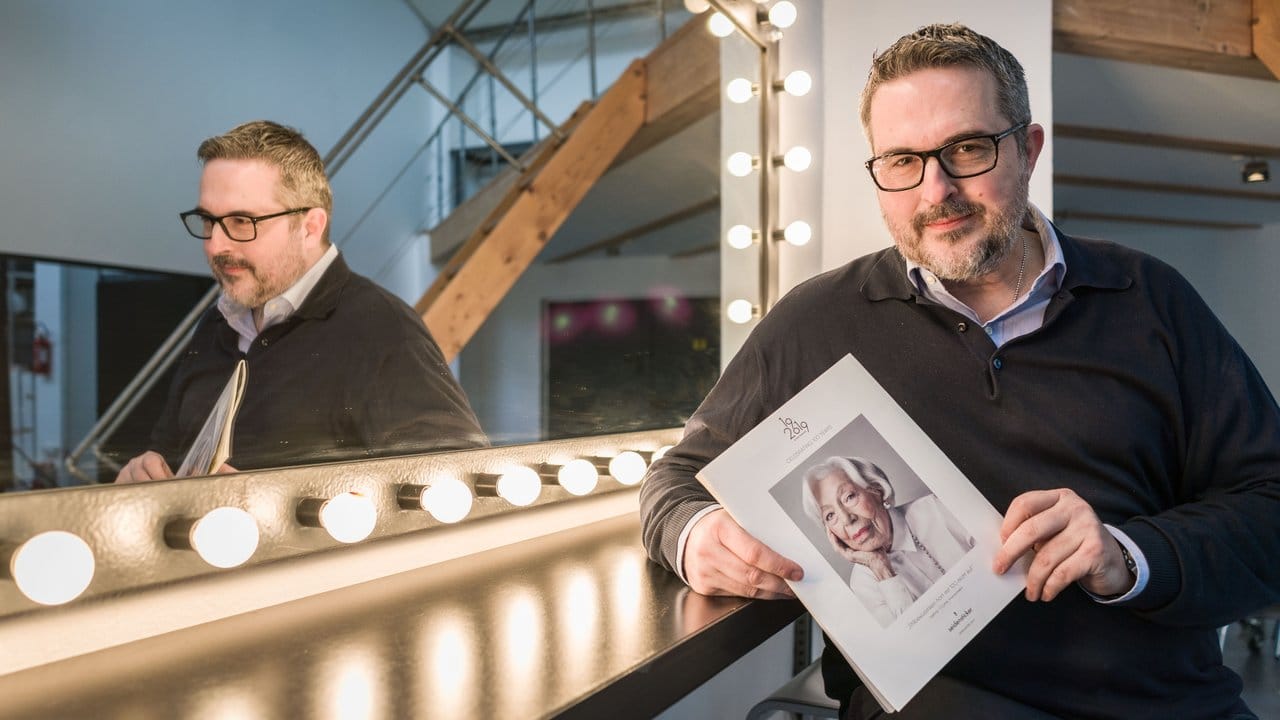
{"left": 641, "top": 23, "right": 1277, "bottom": 719}
{"left": 117, "top": 120, "right": 484, "bottom": 482}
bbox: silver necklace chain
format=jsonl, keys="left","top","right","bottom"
{"left": 1011, "top": 235, "right": 1028, "bottom": 303}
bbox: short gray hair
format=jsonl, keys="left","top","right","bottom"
{"left": 800, "top": 456, "right": 894, "bottom": 526}
{"left": 859, "top": 23, "right": 1030, "bottom": 155}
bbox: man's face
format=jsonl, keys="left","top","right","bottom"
{"left": 867, "top": 66, "right": 1040, "bottom": 281}
{"left": 816, "top": 471, "right": 893, "bottom": 554}
{"left": 198, "top": 158, "right": 315, "bottom": 309}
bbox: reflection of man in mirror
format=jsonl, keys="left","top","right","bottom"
{"left": 641, "top": 23, "right": 1280, "bottom": 719}
{"left": 801, "top": 457, "right": 973, "bottom": 627}
{"left": 117, "top": 120, "right": 485, "bottom": 482}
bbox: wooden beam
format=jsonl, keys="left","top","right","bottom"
{"left": 417, "top": 61, "right": 648, "bottom": 361}
{"left": 1054, "top": 210, "right": 1263, "bottom": 230}
{"left": 1257, "top": 0, "right": 1280, "bottom": 80}
{"left": 1055, "top": 174, "right": 1280, "bottom": 201}
{"left": 1055, "top": 123, "right": 1280, "bottom": 157}
{"left": 1053, "top": 0, "right": 1276, "bottom": 80}
{"left": 548, "top": 195, "right": 719, "bottom": 263}
{"left": 613, "top": 14, "right": 720, "bottom": 166}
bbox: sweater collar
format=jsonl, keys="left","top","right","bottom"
{"left": 292, "top": 252, "right": 352, "bottom": 320}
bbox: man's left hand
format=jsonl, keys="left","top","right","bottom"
{"left": 993, "top": 488, "right": 1134, "bottom": 601}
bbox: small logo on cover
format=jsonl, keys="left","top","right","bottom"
{"left": 779, "top": 417, "right": 809, "bottom": 440}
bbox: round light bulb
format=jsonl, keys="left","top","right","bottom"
{"left": 727, "top": 224, "right": 756, "bottom": 250}
{"left": 768, "top": 1, "right": 798, "bottom": 28}
{"left": 783, "top": 220, "right": 812, "bottom": 247}
{"left": 190, "top": 507, "right": 259, "bottom": 569}
{"left": 608, "top": 451, "right": 648, "bottom": 486}
{"left": 727, "top": 151, "right": 756, "bottom": 177}
{"left": 683, "top": 0, "right": 710, "bottom": 12}
{"left": 726, "top": 78, "right": 755, "bottom": 104}
{"left": 9, "top": 531, "right": 95, "bottom": 606}
{"left": 782, "top": 70, "right": 812, "bottom": 97}
{"left": 558, "top": 459, "right": 599, "bottom": 496}
{"left": 707, "top": 12, "right": 735, "bottom": 38}
{"left": 318, "top": 492, "right": 377, "bottom": 544}
{"left": 497, "top": 466, "right": 542, "bottom": 507}
{"left": 726, "top": 299, "right": 756, "bottom": 324}
{"left": 421, "top": 477, "right": 473, "bottom": 524}
{"left": 783, "top": 146, "right": 812, "bottom": 172}
{"left": 652, "top": 445, "right": 674, "bottom": 460}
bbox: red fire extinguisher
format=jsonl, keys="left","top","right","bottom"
{"left": 31, "top": 330, "right": 52, "bottom": 377}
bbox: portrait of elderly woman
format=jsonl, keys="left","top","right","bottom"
{"left": 801, "top": 456, "right": 975, "bottom": 627}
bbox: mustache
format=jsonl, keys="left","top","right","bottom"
{"left": 211, "top": 255, "right": 254, "bottom": 274}
{"left": 912, "top": 199, "right": 984, "bottom": 234}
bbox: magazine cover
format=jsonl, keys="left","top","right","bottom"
{"left": 697, "top": 354, "right": 1027, "bottom": 712}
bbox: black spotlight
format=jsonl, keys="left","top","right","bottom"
{"left": 1243, "top": 160, "right": 1270, "bottom": 184}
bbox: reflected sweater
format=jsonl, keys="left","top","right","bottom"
{"left": 151, "top": 255, "right": 486, "bottom": 471}
{"left": 640, "top": 231, "right": 1280, "bottom": 719}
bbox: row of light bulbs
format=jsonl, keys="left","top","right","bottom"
{"left": 700, "top": 0, "right": 814, "bottom": 325}
{"left": 1, "top": 448, "right": 669, "bottom": 607}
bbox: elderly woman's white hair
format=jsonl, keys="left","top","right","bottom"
{"left": 800, "top": 456, "right": 895, "bottom": 525}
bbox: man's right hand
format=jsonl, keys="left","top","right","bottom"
{"left": 115, "top": 451, "right": 174, "bottom": 484}
{"left": 683, "top": 508, "right": 803, "bottom": 599}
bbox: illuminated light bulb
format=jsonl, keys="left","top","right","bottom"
{"left": 166, "top": 507, "right": 259, "bottom": 569}
{"left": 782, "top": 146, "right": 812, "bottom": 172}
{"left": 6, "top": 531, "right": 95, "bottom": 606}
{"left": 298, "top": 492, "right": 378, "bottom": 544}
{"left": 768, "top": 1, "right": 798, "bottom": 28}
{"left": 652, "top": 445, "right": 674, "bottom": 461}
{"left": 707, "top": 12, "right": 735, "bottom": 38}
{"left": 498, "top": 466, "right": 542, "bottom": 506}
{"left": 683, "top": 0, "right": 710, "bottom": 12}
{"left": 557, "top": 459, "right": 599, "bottom": 496}
{"left": 726, "top": 224, "right": 756, "bottom": 250}
{"left": 608, "top": 451, "right": 648, "bottom": 486}
{"left": 781, "top": 220, "right": 813, "bottom": 247}
{"left": 782, "top": 70, "right": 812, "bottom": 97}
{"left": 725, "top": 78, "right": 756, "bottom": 104}
{"left": 399, "top": 477, "right": 474, "bottom": 524}
{"left": 727, "top": 151, "right": 756, "bottom": 177}
{"left": 726, "top": 299, "right": 758, "bottom": 324}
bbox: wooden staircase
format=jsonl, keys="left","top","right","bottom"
{"left": 415, "top": 17, "right": 719, "bottom": 362}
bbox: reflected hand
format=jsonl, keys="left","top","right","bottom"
{"left": 115, "top": 451, "right": 174, "bottom": 484}
{"left": 826, "top": 528, "right": 895, "bottom": 581}
{"left": 994, "top": 488, "right": 1134, "bottom": 601}
{"left": 215, "top": 463, "right": 238, "bottom": 475}
{"left": 684, "top": 508, "right": 802, "bottom": 599}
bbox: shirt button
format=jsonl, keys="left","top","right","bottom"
{"left": 957, "top": 322, "right": 968, "bottom": 333}
{"left": 985, "top": 326, "right": 994, "bottom": 336}
{"left": 260, "top": 339, "right": 270, "bottom": 347}
{"left": 993, "top": 358, "right": 1003, "bottom": 370}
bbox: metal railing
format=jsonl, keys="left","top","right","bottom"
{"left": 65, "top": 0, "right": 686, "bottom": 482}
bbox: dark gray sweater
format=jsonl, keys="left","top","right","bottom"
{"left": 640, "top": 232, "right": 1280, "bottom": 719}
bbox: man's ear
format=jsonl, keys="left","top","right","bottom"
{"left": 1022, "top": 122, "right": 1046, "bottom": 177}
{"left": 302, "top": 207, "right": 329, "bottom": 246}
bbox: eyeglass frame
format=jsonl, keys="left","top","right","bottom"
{"left": 863, "top": 122, "right": 1029, "bottom": 192}
{"left": 178, "top": 207, "right": 313, "bottom": 242}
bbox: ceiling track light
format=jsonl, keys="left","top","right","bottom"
{"left": 1243, "top": 160, "right": 1270, "bottom": 184}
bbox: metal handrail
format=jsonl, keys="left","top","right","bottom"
{"left": 65, "top": 0, "right": 686, "bottom": 482}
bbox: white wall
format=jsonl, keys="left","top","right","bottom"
{"left": 0, "top": 0, "right": 430, "bottom": 286}
{"left": 818, "top": 0, "right": 1054, "bottom": 272}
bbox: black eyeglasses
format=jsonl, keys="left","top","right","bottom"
{"left": 864, "top": 122, "right": 1028, "bottom": 192}
{"left": 179, "top": 208, "right": 312, "bottom": 242}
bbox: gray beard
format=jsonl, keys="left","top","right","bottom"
{"left": 894, "top": 191, "right": 1029, "bottom": 282}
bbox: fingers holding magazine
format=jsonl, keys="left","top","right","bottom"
{"left": 115, "top": 451, "right": 175, "bottom": 484}
{"left": 995, "top": 488, "right": 1134, "bottom": 602}
{"left": 685, "top": 508, "right": 803, "bottom": 599}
